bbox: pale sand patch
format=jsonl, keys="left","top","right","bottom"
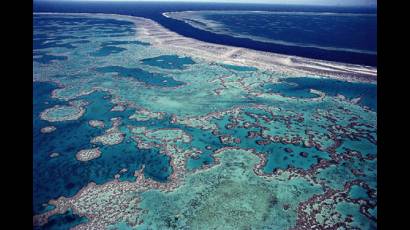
{"left": 41, "top": 126, "right": 57, "bottom": 133}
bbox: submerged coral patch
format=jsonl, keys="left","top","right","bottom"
{"left": 34, "top": 53, "right": 68, "bottom": 64}
{"left": 40, "top": 101, "right": 86, "bottom": 122}
{"left": 91, "top": 117, "right": 124, "bottom": 146}
{"left": 129, "top": 108, "right": 164, "bottom": 121}
{"left": 88, "top": 120, "right": 105, "bottom": 128}
{"left": 91, "top": 45, "right": 127, "bottom": 57}
{"left": 141, "top": 55, "right": 195, "bottom": 70}
{"left": 76, "top": 148, "right": 102, "bottom": 161}
{"left": 95, "top": 65, "right": 185, "bottom": 87}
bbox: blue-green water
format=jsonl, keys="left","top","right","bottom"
{"left": 221, "top": 63, "right": 258, "bottom": 72}
{"left": 95, "top": 66, "right": 185, "bottom": 87}
{"left": 91, "top": 40, "right": 150, "bottom": 57}
{"left": 349, "top": 185, "right": 369, "bottom": 199}
{"left": 141, "top": 55, "right": 195, "bottom": 70}
{"left": 34, "top": 53, "right": 68, "bottom": 64}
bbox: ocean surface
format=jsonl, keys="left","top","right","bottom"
{"left": 34, "top": 1, "right": 377, "bottom": 66}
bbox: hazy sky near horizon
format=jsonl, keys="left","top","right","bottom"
{"left": 36, "top": 0, "right": 377, "bottom": 7}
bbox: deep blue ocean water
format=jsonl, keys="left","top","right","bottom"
{"left": 34, "top": 1, "right": 377, "bottom": 66}
{"left": 169, "top": 11, "right": 376, "bottom": 55}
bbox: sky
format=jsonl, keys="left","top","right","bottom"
{"left": 36, "top": 0, "right": 377, "bottom": 7}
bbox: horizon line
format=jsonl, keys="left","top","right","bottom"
{"left": 34, "top": 0, "right": 377, "bottom": 8}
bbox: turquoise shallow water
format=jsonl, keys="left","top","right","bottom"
{"left": 221, "top": 63, "right": 258, "bottom": 72}
{"left": 141, "top": 55, "right": 195, "bottom": 70}
{"left": 95, "top": 66, "right": 185, "bottom": 87}
{"left": 262, "top": 144, "right": 331, "bottom": 172}
{"left": 349, "top": 185, "right": 369, "bottom": 199}
{"left": 91, "top": 40, "right": 150, "bottom": 57}
{"left": 91, "top": 45, "right": 127, "bottom": 57}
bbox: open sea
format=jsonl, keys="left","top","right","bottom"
{"left": 34, "top": 1, "right": 377, "bottom": 66}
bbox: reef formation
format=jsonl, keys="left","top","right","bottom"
{"left": 33, "top": 13, "right": 377, "bottom": 229}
